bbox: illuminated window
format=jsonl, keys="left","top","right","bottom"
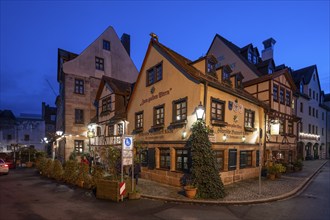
{"left": 160, "top": 148, "right": 170, "bottom": 169}
{"left": 240, "top": 151, "right": 252, "bottom": 168}
{"left": 176, "top": 149, "right": 189, "bottom": 172}
{"left": 211, "top": 98, "right": 225, "bottom": 121}
{"left": 214, "top": 150, "right": 224, "bottom": 171}
{"left": 154, "top": 105, "right": 164, "bottom": 126}
{"left": 244, "top": 109, "right": 255, "bottom": 129}
{"left": 228, "top": 149, "right": 237, "bottom": 171}
{"left": 135, "top": 112, "right": 143, "bottom": 129}
{"left": 74, "top": 140, "right": 84, "bottom": 154}
{"left": 173, "top": 98, "right": 187, "bottom": 122}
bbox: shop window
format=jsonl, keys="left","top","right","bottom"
{"left": 214, "top": 150, "right": 224, "bottom": 171}
{"left": 74, "top": 140, "right": 84, "bottom": 154}
{"left": 228, "top": 149, "right": 237, "bottom": 171}
{"left": 139, "top": 149, "right": 148, "bottom": 167}
{"left": 176, "top": 149, "right": 189, "bottom": 173}
{"left": 160, "top": 148, "right": 170, "bottom": 170}
{"left": 240, "top": 151, "right": 252, "bottom": 169}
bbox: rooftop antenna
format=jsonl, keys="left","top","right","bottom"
{"left": 45, "top": 79, "right": 57, "bottom": 97}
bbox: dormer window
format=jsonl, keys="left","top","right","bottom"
{"left": 300, "top": 82, "right": 304, "bottom": 93}
{"left": 253, "top": 56, "right": 257, "bottom": 64}
{"left": 248, "top": 52, "right": 252, "bottom": 63}
{"left": 222, "top": 69, "right": 230, "bottom": 81}
{"left": 207, "top": 59, "right": 216, "bottom": 73}
{"left": 268, "top": 68, "right": 273, "bottom": 74}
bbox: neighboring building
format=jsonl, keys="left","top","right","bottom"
{"left": 88, "top": 76, "right": 133, "bottom": 164}
{"left": 15, "top": 114, "right": 45, "bottom": 151}
{"left": 0, "top": 110, "right": 16, "bottom": 152}
{"left": 56, "top": 26, "right": 139, "bottom": 162}
{"left": 244, "top": 69, "right": 299, "bottom": 164}
{"left": 291, "top": 65, "right": 327, "bottom": 159}
{"left": 42, "top": 102, "right": 57, "bottom": 155}
{"left": 323, "top": 93, "right": 330, "bottom": 158}
{"left": 208, "top": 35, "right": 300, "bottom": 164}
{"left": 1, "top": 110, "right": 46, "bottom": 152}
{"left": 127, "top": 35, "right": 266, "bottom": 186}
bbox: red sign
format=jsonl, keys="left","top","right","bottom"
{"left": 119, "top": 182, "right": 126, "bottom": 196}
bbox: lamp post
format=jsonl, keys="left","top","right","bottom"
{"left": 87, "top": 128, "right": 95, "bottom": 174}
{"left": 195, "top": 102, "right": 205, "bottom": 120}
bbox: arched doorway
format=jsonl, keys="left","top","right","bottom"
{"left": 305, "top": 142, "right": 313, "bottom": 160}
{"left": 297, "top": 142, "right": 304, "bottom": 160}
{"left": 313, "top": 143, "right": 319, "bottom": 159}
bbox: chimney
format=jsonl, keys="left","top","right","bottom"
{"left": 121, "top": 33, "right": 130, "bottom": 56}
{"left": 261, "top": 38, "right": 276, "bottom": 61}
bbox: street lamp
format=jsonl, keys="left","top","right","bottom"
{"left": 56, "top": 130, "right": 63, "bottom": 136}
{"left": 87, "top": 128, "right": 95, "bottom": 174}
{"left": 195, "top": 102, "right": 205, "bottom": 120}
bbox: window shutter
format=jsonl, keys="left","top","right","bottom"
{"left": 148, "top": 148, "right": 155, "bottom": 170}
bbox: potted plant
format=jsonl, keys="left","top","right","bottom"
{"left": 274, "top": 163, "right": 286, "bottom": 178}
{"left": 293, "top": 159, "right": 303, "bottom": 171}
{"left": 128, "top": 189, "right": 141, "bottom": 200}
{"left": 267, "top": 165, "right": 277, "bottom": 180}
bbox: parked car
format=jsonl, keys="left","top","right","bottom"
{"left": 0, "top": 158, "right": 9, "bottom": 175}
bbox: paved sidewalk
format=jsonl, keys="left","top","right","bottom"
{"left": 136, "top": 160, "right": 328, "bottom": 204}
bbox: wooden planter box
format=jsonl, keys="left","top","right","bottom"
{"left": 96, "top": 179, "right": 134, "bottom": 202}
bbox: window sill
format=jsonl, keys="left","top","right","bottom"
{"left": 169, "top": 120, "right": 187, "bottom": 128}
{"left": 149, "top": 124, "right": 164, "bottom": 132}
{"left": 133, "top": 128, "right": 143, "bottom": 134}
{"left": 211, "top": 120, "right": 228, "bottom": 127}
{"left": 244, "top": 127, "right": 257, "bottom": 132}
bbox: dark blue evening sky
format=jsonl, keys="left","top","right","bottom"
{"left": 1, "top": 1, "right": 329, "bottom": 116}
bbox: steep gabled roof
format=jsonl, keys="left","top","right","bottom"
{"left": 207, "top": 34, "right": 263, "bottom": 77}
{"left": 57, "top": 48, "right": 78, "bottom": 82}
{"left": 291, "top": 65, "right": 317, "bottom": 86}
{"left": 128, "top": 38, "right": 267, "bottom": 111}
{"left": 256, "top": 59, "right": 275, "bottom": 75}
{"left": 95, "top": 76, "right": 132, "bottom": 101}
{"left": 243, "top": 68, "right": 297, "bottom": 92}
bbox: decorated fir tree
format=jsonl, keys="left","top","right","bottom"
{"left": 189, "top": 120, "right": 226, "bottom": 199}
